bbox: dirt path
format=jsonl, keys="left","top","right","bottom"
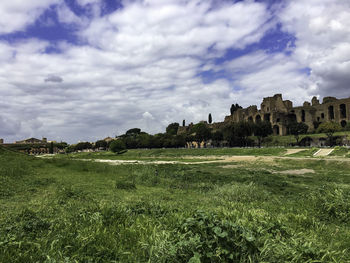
{"left": 76, "top": 154, "right": 350, "bottom": 166}
{"left": 313, "top": 148, "right": 334, "bottom": 156}
{"left": 39, "top": 149, "right": 350, "bottom": 165}
{"left": 274, "top": 168, "right": 315, "bottom": 175}
{"left": 284, "top": 149, "right": 305, "bottom": 155}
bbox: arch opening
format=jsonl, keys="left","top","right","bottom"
{"left": 328, "top": 106, "right": 334, "bottom": 120}
{"left": 255, "top": 115, "right": 261, "bottom": 123}
{"left": 264, "top": 113, "right": 270, "bottom": 122}
{"left": 301, "top": 110, "right": 306, "bottom": 122}
{"left": 340, "top": 104, "right": 347, "bottom": 119}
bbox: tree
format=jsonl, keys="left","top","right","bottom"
{"left": 345, "top": 122, "right": 350, "bottom": 131}
{"left": 174, "top": 135, "right": 186, "bottom": 148}
{"left": 317, "top": 122, "right": 342, "bottom": 146}
{"left": 208, "top": 113, "right": 212, "bottom": 124}
{"left": 191, "top": 123, "right": 211, "bottom": 144}
{"left": 138, "top": 133, "right": 152, "bottom": 148}
{"left": 230, "top": 103, "right": 242, "bottom": 115}
{"left": 289, "top": 122, "right": 308, "bottom": 145}
{"left": 109, "top": 139, "right": 127, "bottom": 153}
{"left": 254, "top": 121, "right": 273, "bottom": 147}
{"left": 125, "top": 128, "right": 141, "bottom": 136}
{"left": 49, "top": 141, "right": 54, "bottom": 154}
{"left": 235, "top": 121, "right": 254, "bottom": 146}
{"left": 212, "top": 130, "right": 223, "bottom": 141}
{"left": 223, "top": 123, "right": 237, "bottom": 146}
{"left": 95, "top": 140, "right": 107, "bottom": 149}
{"left": 222, "top": 121, "right": 254, "bottom": 147}
{"left": 182, "top": 120, "right": 186, "bottom": 127}
{"left": 166, "top": 122, "right": 179, "bottom": 135}
{"left": 74, "top": 142, "right": 92, "bottom": 151}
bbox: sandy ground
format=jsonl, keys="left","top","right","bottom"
{"left": 76, "top": 154, "right": 350, "bottom": 166}
{"left": 313, "top": 148, "right": 334, "bottom": 156}
{"left": 273, "top": 168, "right": 315, "bottom": 175}
{"left": 284, "top": 149, "right": 305, "bottom": 155}
{"left": 38, "top": 148, "right": 350, "bottom": 166}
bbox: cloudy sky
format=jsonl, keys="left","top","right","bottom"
{"left": 0, "top": 0, "right": 349, "bottom": 143}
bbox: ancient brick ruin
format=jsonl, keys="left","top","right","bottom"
{"left": 178, "top": 94, "right": 350, "bottom": 136}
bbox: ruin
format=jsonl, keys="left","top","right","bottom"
{"left": 178, "top": 94, "right": 350, "bottom": 136}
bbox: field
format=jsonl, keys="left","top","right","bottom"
{"left": 1, "top": 146, "right": 350, "bottom": 262}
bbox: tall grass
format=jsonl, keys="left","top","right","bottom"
{"left": 1, "top": 148, "right": 350, "bottom": 262}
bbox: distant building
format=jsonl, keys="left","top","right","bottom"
{"left": 15, "top": 137, "right": 47, "bottom": 144}
{"left": 103, "top": 137, "right": 114, "bottom": 143}
{"left": 0, "top": 138, "right": 3, "bottom": 144}
{"left": 2, "top": 137, "right": 62, "bottom": 155}
{"left": 178, "top": 94, "right": 350, "bottom": 136}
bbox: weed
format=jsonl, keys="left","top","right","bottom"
{"left": 115, "top": 181, "right": 136, "bottom": 190}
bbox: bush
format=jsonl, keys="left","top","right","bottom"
{"left": 345, "top": 122, "right": 350, "bottom": 131}
{"left": 109, "top": 140, "right": 126, "bottom": 153}
{"left": 164, "top": 211, "right": 260, "bottom": 263}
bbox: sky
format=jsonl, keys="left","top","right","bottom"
{"left": 0, "top": 0, "right": 349, "bottom": 143}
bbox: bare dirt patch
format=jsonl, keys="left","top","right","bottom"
{"left": 313, "top": 148, "right": 334, "bottom": 156}
{"left": 284, "top": 149, "right": 305, "bottom": 155}
{"left": 221, "top": 164, "right": 242, "bottom": 169}
{"left": 274, "top": 169, "right": 315, "bottom": 175}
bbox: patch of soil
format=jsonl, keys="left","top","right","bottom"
{"left": 284, "top": 149, "right": 306, "bottom": 155}
{"left": 274, "top": 168, "right": 315, "bottom": 175}
{"left": 220, "top": 164, "right": 242, "bottom": 169}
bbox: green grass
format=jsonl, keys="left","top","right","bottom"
{"left": 264, "top": 131, "right": 350, "bottom": 146}
{"left": 1, "top": 146, "right": 350, "bottom": 262}
{"left": 286, "top": 148, "right": 319, "bottom": 157}
{"left": 55, "top": 147, "right": 287, "bottom": 160}
{"left": 329, "top": 146, "right": 349, "bottom": 157}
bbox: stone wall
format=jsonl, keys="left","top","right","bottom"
{"left": 178, "top": 94, "right": 350, "bottom": 136}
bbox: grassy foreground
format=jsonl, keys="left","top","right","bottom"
{"left": 1, "top": 146, "right": 350, "bottom": 262}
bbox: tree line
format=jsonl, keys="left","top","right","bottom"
{"left": 68, "top": 109, "right": 350, "bottom": 152}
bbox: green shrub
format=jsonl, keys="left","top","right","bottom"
{"left": 315, "top": 185, "right": 350, "bottom": 222}
{"left": 167, "top": 211, "right": 260, "bottom": 263}
{"left": 109, "top": 140, "right": 127, "bottom": 153}
{"left": 330, "top": 146, "right": 348, "bottom": 156}
{"left": 115, "top": 181, "right": 136, "bottom": 190}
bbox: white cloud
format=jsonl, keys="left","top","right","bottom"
{"left": 56, "top": 3, "right": 87, "bottom": 26}
{"left": 2, "top": 0, "right": 349, "bottom": 143}
{"left": 81, "top": 0, "right": 270, "bottom": 58}
{"left": 142, "top": 112, "right": 154, "bottom": 120}
{"left": 0, "top": 0, "right": 61, "bottom": 34}
{"left": 279, "top": 0, "right": 350, "bottom": 98}
{"left": 221, "top": 51, "right": 312, "bottom": 107}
